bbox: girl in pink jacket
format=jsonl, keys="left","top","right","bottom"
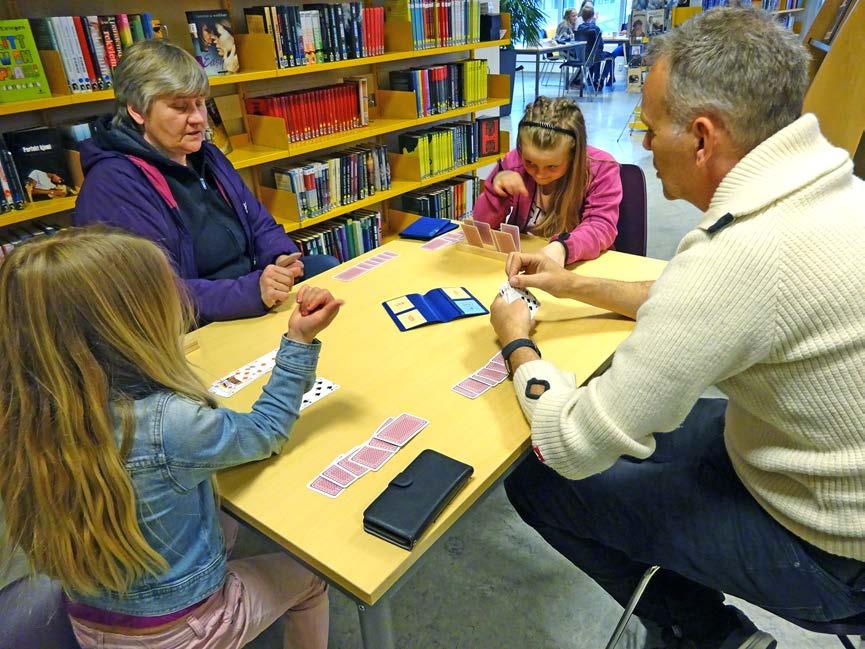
{"left": 473, "top": 96, "right": 622, "bottom": 265}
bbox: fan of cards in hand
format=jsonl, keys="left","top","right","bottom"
{"left": 499, "top": 281, "right": 540, "bottom": 319}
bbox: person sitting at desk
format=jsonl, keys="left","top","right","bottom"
{"left": 472, "top": 96, "right": 621, "bottom": 266}
{"left": 492, "top": 9, "right": 865, "bottom": 649}
{"left": 555, "top": 8, "right": 578, "bottom": 42}
{"left": 576, "top": 6, "right": 615, "bottom": 88}
{"left": 0, "top": 229, "right": 341, "bottom": 649}
{"left": 74, "top": 39, "right": 339, "bottom": 326}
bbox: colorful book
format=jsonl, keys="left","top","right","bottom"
{"left": 0, "top": 20, "right": 52, "bottom": 103}
{"left": 186, "top": 10, "right": 239, "bottom": 75}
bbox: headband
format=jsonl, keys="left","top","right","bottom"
{"left": 519, "top": 120, "right": 576, "bottom": 138}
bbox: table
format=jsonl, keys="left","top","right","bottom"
{"left": 188, "top": 238, "right": 666, "bottom": 648}
{"left": 514, "top": 41, "right": 587, "bottom": 99}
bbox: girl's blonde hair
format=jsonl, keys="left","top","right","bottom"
{"left": 518, "top": 96, "right": 590, "bottom": 239}
{"left": 0, "top": 228, "right": 216, "bottom": 595}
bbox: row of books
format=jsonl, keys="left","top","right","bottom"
{"left": 244, "top": 4, "right": 385, "bottom": 68}
{"left": 0, "top": 128, "right": 79, "bottom": 212}
{"left": 396, "top": 116, "right": 499, "bottom": 178}
{"left": 273, "top": 143, "right": 391, "bottom": 220}
{"left": 395, "top": 175, "right": 481, "bottom": 221}
{"left": 0, "top": 221, "right": 63, "bottom": 261}
{"left": 289, "top": 209, "right": 382, "bottom": 260}
{"left": 29, "top": 14, "right": 163, "bottom": 94}
{"left": 384, "top": 0, "right": 482, "bottom": 50}
{"left": 245, "top": 77, "right": 368, "bottom": 143}
{"left": 390, "top": 60, "right": 488, "bottom": 118}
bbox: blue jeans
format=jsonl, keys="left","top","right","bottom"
{"left": 0, "top": 577, "right": 80, "bottom": 649}
{"left": 505, "top": 399, "right": 865, "bottom": 638}
{"left": 300, "top": 254, "right": 339, "bottom": 281}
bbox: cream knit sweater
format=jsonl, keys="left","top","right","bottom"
{"left": 514, "top": 114, "right": 865, "bottom": 561}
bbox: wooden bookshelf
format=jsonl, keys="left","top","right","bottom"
{"left": 0, "top": 39, "right": 510, "bottom": 118}
{"left": 0, "top": 196, "right": 77, "bottom": 228}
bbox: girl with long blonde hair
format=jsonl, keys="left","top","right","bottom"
{"left": 473, "top": 96, "right": 622, "bottom": 266}
{"left": 0, "top": 228, "right": 341, "bottom": 649}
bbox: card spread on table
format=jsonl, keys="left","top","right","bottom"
{"left": 383, "top": 287, "right": 488, "bottom": 332}
{"left": 309, "top": 413, "right": 427, "bottom": 497}
{"left": 333, "top": 250, "right": 399, "bottom": 282}
{"left": 209, "top": 349, "right": 278, "bottom": 397}
{"left": 499, "top": 281, "right": 540, "bottom": 319}
{"left": 420, "top": 230, "right": 464, "bottom": 251}
{"left": 451, "top": 353, "right": 509, "bottom": 399}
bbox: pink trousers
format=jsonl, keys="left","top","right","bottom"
{"left": 70, "top": 515, "right": 329, "bottom": 649}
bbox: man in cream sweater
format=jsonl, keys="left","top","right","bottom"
{"left": 491, "top": 8, "right": 865, "bottom": 649}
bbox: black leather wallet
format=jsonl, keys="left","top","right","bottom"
{"left": 363, "top": 449, "right": 474, "bottom": 550}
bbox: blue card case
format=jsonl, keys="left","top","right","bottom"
{"left": 383, "top": 287, "right": 488, "bottom": 331}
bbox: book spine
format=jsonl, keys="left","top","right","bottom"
{"left": 86, "top": 17, "right": 112, "bottom": 88}
{"left": 116, "top": 14, "right": 133, "bottom": 49}
{"left": 72, "top": 16, "right": 99, "bottom": 91}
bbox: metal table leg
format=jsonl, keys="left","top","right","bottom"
{"left": 535, "top": 50, "right": 541, "bottom": 99}
{"left": 357, "top": 598, "right": 396, "bottom": 649}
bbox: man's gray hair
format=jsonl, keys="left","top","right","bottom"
{"left": 112, "top": 40, "right": 209, "bottom": 129}
{"left": 646, "top": 8, "right": 809, "bottom": 152}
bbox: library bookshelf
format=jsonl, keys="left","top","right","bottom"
{"left": 0, "top": 2, "right": 511, "bottom": 243}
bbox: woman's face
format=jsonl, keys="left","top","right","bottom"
{"left": 134, "top": 95, "right": 207, "bottom": 164}
{"left": 520, "top": 139, "right": 572, "bottom": 187}
{"left": 214, "top": 24, "right": 234, "bottom": 56}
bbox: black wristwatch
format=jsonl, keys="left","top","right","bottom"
{"left": 501, "top": 338, "right": 541, "bottom": 377}
{"left": 556, "top": 232, "right": 570, "bottom": 254}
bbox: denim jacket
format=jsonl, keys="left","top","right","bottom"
{"left": 67, "top": 336, "right": 320, "bottom": 616}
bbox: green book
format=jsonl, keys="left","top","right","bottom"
{"left": 128, "top": 14, "right": 146, "bottom": 43}
{"left": 0, "top": 19, "right": 52, "bottom": 103}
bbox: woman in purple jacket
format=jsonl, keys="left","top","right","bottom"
{"left": 74, "top": 40, "right": 338, "bottom": 325}
{"left": 473, "top": 96, "right": 622, "bottom": 266}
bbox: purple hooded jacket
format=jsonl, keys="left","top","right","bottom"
{"left": 74, "top": 119, "right": 298, "bottom": 323}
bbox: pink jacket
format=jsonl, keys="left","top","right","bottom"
{"left": 473, "top": 146, "right": 622, "bottom": 264}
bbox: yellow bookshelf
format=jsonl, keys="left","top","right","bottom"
{"left": 0, "top": 196, "right": 77, "bottom": 228}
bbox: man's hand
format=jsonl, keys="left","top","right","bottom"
{"left": 540, "top": 241, "right": 567, "bottom": 267}
{"left": 286, "top": 286, "right": 344, "bottom": 344}
{"left": 505, "top": 252, "right": 576, "bottom": 298}
{"left": 492, "top": 170, "right": 529, "bottom": 198}
{"left": 490, "top": 295, "right": 532, "bottom": 345}
{"left": 260, "top": 263, "right": 299, "bottom": 308}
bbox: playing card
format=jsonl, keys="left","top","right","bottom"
{"left": 455, "top": 377, "right": 490, "bottom": 396}
{"left": 308, "top": 476, "right": 343, "bottom": 498}
{"left": 501, "top": 223, "right": 521, "bottom": 250}
{"left": 209, "top": 349, "right": 278, "bottom": 397}
{"left": 377, "top": 251, "right": 398, "bottom": 259}
{"left": 474, "top": 221, "right": 494, "bottom": 245}
{"left": 334, "top": 267, "right": 366, "bottom": 281}
{"left": 320, "top": 464, "right": 358, "bottom": 487}
{"left": 367, "top": 437, "right": 400, "bottom": 453}
{"left": 350, "top": 444, "right": 395, "bottom": 470}
{"left": 300, "top": 378, "right": 339, "bottom": 411}
{"left": 452, "top": 384, "right": 480, "bottom": 399}
{"left": 492, "top": 229, "right": 517, "bottom": 253}
{"left": 420, "top": 237, "right": 450, "bottom": 250}
{"left": 460, "top": 222, "right": 484, "bottom": 247}
{"left": 374, "top": 413, "right": 428, "bottom": 447}
{"left": 471, "top": 372, "right": 500, "bottom": 387}
{"left": 477, "top": 366, "right": 508, "bottom": 383}
{"left": 336, "top": 456, "right": 369, "bottom": 477}
{"left": 357, "top": 261, "right": 376, "bottom": 270}
{"left": 499, "top": 282, "right": 540, "bottom": 319}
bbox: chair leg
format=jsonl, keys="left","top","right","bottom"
{"left": 837, "top": 635, "right": 856, "bottom": 649}
{"left": 604, "top": 565, "right": 660, "bottom": 649}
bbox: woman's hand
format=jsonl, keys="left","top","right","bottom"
{"left": 492, "top": 171, "right": 529, "bottom": 198}
{"left": 286, "top": 286, "right": 344, "bottom": 344}
{"left": 260, "top": 254, "right": 304, "bottom": 308}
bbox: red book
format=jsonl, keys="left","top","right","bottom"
{"left": 377, "top": 8, "right": 385, "bottom": 54}
{"left": 72, "top": 16, "right": 98, "bottom": 89}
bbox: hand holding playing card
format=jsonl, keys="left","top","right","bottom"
{"left": 276, "top": 252, "right": 304, "bottom": 280}
{"left": 505, "top": 251, "right": 575, "bottom": 299}
{"left": 260, "top": 263, "right": 300, "bottom": 308}
{"left": 287, "top": 286, "right": 344, "bottom": 343}
{"left": 489, "top": 294, "right": 532, "bottom": 344}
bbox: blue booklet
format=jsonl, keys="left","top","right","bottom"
{"left": 399, "top": 217, "right": 459, "bottom": 241}
{"left": 383, "top": 287, "right": 488, "bottom": 331}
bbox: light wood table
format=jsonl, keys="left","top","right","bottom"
{"left": 514, "top": 41, "right": 588, "bottom": 99}
{"left": 187, "top": 237, "right": 666, "bottom": 648}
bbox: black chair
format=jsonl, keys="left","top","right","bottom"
{"left": 557, "top": 41, "right": 590, "bottom": 98}
{"left": 606, "top": 565, "right": 865, "bottom": 649}
{"left": 577, "top": 27, "right": 614, "bottom": 91}
{"left": 613, "top": 164, "right": 648, "bottom": 257}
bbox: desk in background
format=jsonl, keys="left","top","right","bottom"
{"left": 188, "top": 238, "right": 666, "bottom": 648}
{"left": 514, "top": 41, "right": 586, "bottom": 99}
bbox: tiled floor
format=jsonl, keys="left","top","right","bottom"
{"left": 244, "top": 74, "right": 846, "bottom": 648}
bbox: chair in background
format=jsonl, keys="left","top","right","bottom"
{"left": 613, "top": 164, "right": 647, "bottom": 257}
{"left": 557, "top": 41, "right": 593, "bottom": 99}
{"left": 606, "top": 566, "right": 865, "bottom": 649}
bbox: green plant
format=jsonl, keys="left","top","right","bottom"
{"left": 502, "top": 0, "right": 546, "bottom": 46}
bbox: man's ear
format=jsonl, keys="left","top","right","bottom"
{"left": 690, "top": 116, "right": 716, "bottom": 168}
{"left": 126, "top": 104, "right": 146, "bottom": 127}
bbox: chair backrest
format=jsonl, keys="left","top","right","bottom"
{"left": 613, "top": 163, "right": 648, "bottom": 257}
{"left": 563, "top": 41, "right": 587, "bottom": 65}
{"left": 576, "top": 25, "right": 603, "bottom": 66}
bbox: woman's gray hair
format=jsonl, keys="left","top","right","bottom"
{"left": 645, "top": 8, "right": 810, "bottom": 152}
{"left": 112, "top": 40, "right": 209, "bottom": 129}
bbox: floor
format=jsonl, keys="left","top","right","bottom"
{"left": 243, "top": 68, "right": 843, "bottom": 648}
